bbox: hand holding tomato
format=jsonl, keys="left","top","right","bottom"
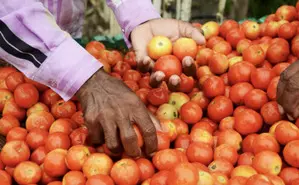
{"left": 77, "top": 69, "right": 161, "bottom": 157}
{"left": 131, "top": 18, "right": 205, "bottom": 88}
{"left": 277, "top": 61, "right": 299, "bottom": 120}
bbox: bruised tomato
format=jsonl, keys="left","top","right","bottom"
{"left": 110, "top": 158, "right": 140, "bottom": 185}
{"left": 234, "top": 109, "right": 263, "bottom": 135}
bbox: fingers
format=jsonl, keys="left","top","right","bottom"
{"left": 178, "top": 20, "right": 206, "bottom": 45}
{"left": 148, "top": 111, "right": 162, "bottom": 131}
{"left": 133, "top": 108, "right": 158, "bottom": 156}
{"left": 168, "top": 74, "right": 181, "bottom": 92}
{"left": 84, "top": 112, "right": 104, "bottom": 145}
{"left": 99, "top": 113, "right": 122, "bottom": 154}
{"left": 150, "top": 71, "right": 165, "bottom": 88}
{"left": 137, "top": 56, "right": 155, "bottom": 73}
{"left": 182, "top": 56, "right": 197, "bottom": 77}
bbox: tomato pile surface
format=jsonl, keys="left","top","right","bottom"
{"left": 1, "top": 3, "right": 299, "bottom": 185}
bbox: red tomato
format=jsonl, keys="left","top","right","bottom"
{"left": 85, "top": 41, "right": 105, "bottom": 58}
{"left": 14, "top": 83, "right": 39, "bottom": 109}
{"left": 179, "top": 74, "right": 195, "bottom": 93}
{"left": 147, "top": 88, "right": 169, "bottom": 106}
{"left": 203, "top": 76, "right": 225, "bottom": 98}
{"left": 208, "top": 159, "right": 234, "bottom": 177}
{"left": 174, "top": 134, "right": 191, "bottom": 150}
{"left": 13, "top": 161, "right": 42, "bottom": 184}
{"left": 0, "top": 115, "right": 20, "bottom": 136}
{"left": 62, "top": 171, "right": 86, "bottom": 185}
{"left": 195, "top": 48, "right": 214, "bottom": 66}
{"left": 228, "top": 62, "right": 255, "bottom": 85}
{"left": 86, "top": 174, "right": 114, "bottom": 185}
{"left": 65, "top": 145, "right": 91, "bottom": 171}
{"left": 229, "top": 82, "right": 254, "bottom": 105}
{"left": 252, "top": 151, "right": 282, "bottom": 175}
{"left": 275, "top": 121, "right": 299, "bottom": 145}
{"left": 139, "top": 76, "right": 151, "bottom": 89}
{"left": 5, "top": 72, "right": 25, "bottom": 92}
{"left": 244, "top": 89, "right": 268, "bottom": 110}
{"left": 136, "top": 158, "right": 155, "bottom": 182}
{"left": 152, "top": 149, "right": 181, "bottom": 171}
{"left": 26, "top": 129, "right": 48, "bottom": 150}
{"left": 238, "top": 152, "right": 254, "bottom": 166}
{"left": 180, "top": 102, "right": 203, "bottom": 124}
{"left": 113, "top": 61, "right": 131, "bottom": 76}
{"left": 30, "top": 146, "right": 47, "bottom": 165}
{"left": 45, "top": 132, "right": 71, "bottom": 152}
{"left": 261, "top": 101, "right": 282, "bottom": 125}
{"left": 6, "top": 127, "right": 27, "bottom": 142}
{"left": 283, "top": 140, "right": 299, "bottom": 168}
{"left": 226, "top": 28, "right": 245, "bottom": 48}
{"left": 124, "top": 80, "right": 139, "bottom": 92}
{"left": 212, "top": 41, "right": 232, "bottom": 55}
{"left": 234, "top": 109, "right": 263, "bottom": 135}
{"left": 153, "top": 55, "right": 182, "bottom": 80}
{"left": 1, "top": 140, "right": 30, "bottom": 167}
{"left": 156, "top": 131, "right": 170, "bottom": 151}
{"left": 243, "top": 45, "right": 265, "bottom": 66}
{"left": 123, "top": 69, "right": 142, "bottom": 82}
{"left": 110, "top": 158, "right": 140, "bottom": 185}
{"left": 219, "top": 20, "right": 239, "bottom": 38}
{"left": 82, "top": 153, "right": 113, "bottom": 178}
{"left": 206, "top": 36, "right": 224, "bottom": 49}
{"left": 51, "top": 100, "right": 77, "bottom": 119}
{"left": 124, "top": 51, "right": 137, "bottom": 68}
{"left": 166, "top": 162, "right": 198, "bottom": 185}
{"left": 253, "top": 133, "right": 280, "bottom": 154}
{"left": 250, "top": 68, "right": 276, "bottom": 90}
{"left": 186, "top": 142, "right": 213, "bottom": 165}
{"left": 207, "top": 96, "right": 233, "bottom": 122}
{"left": 214, "top": 144, "right": 239, "bottom": 165}
{"left": 278, "top": 22, "right": 296, "bottom": 40}
{"left": 266, "top": 41, "right": 290, "bottom": 64}
{"left": 217, "top": 129, "right": 243, "bottom": 151}
{"left": 40, "top": 89, "right": 62, "bottom": 107}
{"left": 279, "top": 167, "right": 299, "bottom": 185}
{"left": 150, "top": 170, "right": 169, "bottom": 185}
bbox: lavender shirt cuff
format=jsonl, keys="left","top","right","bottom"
{"left": 109, "top": 0, "right": 161, "bottom": 47}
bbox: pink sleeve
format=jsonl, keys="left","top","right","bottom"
{"left": 0, "top": 1, "right": 102, "bottom": 101}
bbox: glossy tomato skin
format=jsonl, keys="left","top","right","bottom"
{"left": 283, "top": 140, "right": 299, "bottom": 168}
{"left": 153, "top": 55, "right": 182, "bottom": 80}
{"left": 180, "top": 102, "right": 203, "bottom": 124}
{"left": 124, "top": 51, "right": 137, "bottom": 68}
{"left": 51, "top": 100, "right": 77, "bottom": 119}
{"left": 174, "top": 134, "right": 191, "bottom": 150}
{"left": 86, "top": 174, "right": 115, "bottom": 185}
{"left": 229, "top": 82, "right": 254, "bottom": 105}
{"left": 6, "top": 127, "right": 28, "bottom": 142}
{"left": 150, "top": 170, "right": 169, "bottom": 185}
{"left": 110, "top": 158, "right": 140, "bottom": 185}
{"left": 14, "top": 83, "right": 39, "bottom": 109}
{"left": 244, "top": 89, "right": 268, "bottom": 110}
{"left": 65, "top": 145, "right": 91, "bottom": 171}
{"left": 136, "top": 158, "right": 155, "bottom": 182}
{"left": 156, "top": 131, "right": 170, "bottom": 151}
{"left": 203, "top": 76, "right": 225, "bottom": 98}
{"left": 279, "top": 167, "right": 299, "bottom": 185}
{"left": 43, "top": 149, "right": 68, "bottom": 177}
{"left": 1, "top": 140, "right": 30, "bottom": 167}
{"left": 250, "top": 68, "right": 276, "bottom": 90}
{"left": 13, "top": 161, "right": 42, "bottom": 185}
{"left": 219, "top": 20, "right": 239, "bottom": 38}
{"left": 26, "top": 129, "right": 48, "bottom": 150}
{"left": 226, "top": 28, "right": 245, "bottom": 48}
{"left": 234, "top": 109, "right": 263, "bottom": 135}
{"left": 30, "top": 146, "right": 47, "bottom": 165}
{"left": 147, "top": 88, "right": 169, "bottom": 106}
{"left": 207, "top": 96, "right": 234, "bottom": 122}
{"left": 152, "top": 149, "right": 181, "bottom": 171}
{"left": 261, "top": 101, "right": 282, "bottom": 125}
{"left": 62, "top": 171, "right": 86, "bottom": 185}
{"left": 186, "top": 142, "right": 213, "bottom": 165}
{"left": 228, "top": 62, "right": 255, "bottom": 85}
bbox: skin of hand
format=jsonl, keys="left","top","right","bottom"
{"left": 131, "top": 18, "right": 206, "bottom": 89}
{"left": 77, "top": 69, "right": 161, "bottom": 157}
{"left": 277, "top": 61, "right": 299, "bottom": 120}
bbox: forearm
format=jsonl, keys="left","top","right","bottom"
{"left": 0, "top": 1, "right": 102, "bottom": 101}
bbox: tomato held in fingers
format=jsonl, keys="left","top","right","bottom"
{"left": 147, "top": 36, "right": 172, "bottom": 60}
{"left": 153, "top": 55, "right": 182, "bottom": 80}
{"left": 173, "top": 38, "right": 198, "bottom": 60}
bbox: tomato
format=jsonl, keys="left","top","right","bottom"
{"left": 30, "top": 146, "right": 47, "bottom": 165}
{"left": 180, "top": 101, "right": 203, "bottom": 124}
{"left": 266, "top": 41, "right": 290, "bottom": 64}
{"left": 238, "top": 152, "right": 254, "bottom": 166}
{"left": 153, "top": 55, "right": 182, "bottom": 80}
{"left": 173, "top": 119, "right": 189, "bottom": 135}
{"left": 25, "top": 111, "right": 54, "bottom": 131}
{"left": 229, "top": 82, "right": 254, "bottom": 105}
{"left": 203, "top": 76, "right": 225, "bottom": 98}
{"left": 228, "top": 62, "right": 255, "bottom": 85}
{"left": 246, "top": 174, "right": 273, "bottom": 185}
{"left": 250, "top": 68, "right": 275, "bottom": 90}
{"left": 86, "top": 174, "right": 114, "bottom": 185}
{"left": 230, "top": 165, "right": 257, "bottom": 178}
{"left": 234, "top": 108, "right": 263, "bottom": 135}
{"left": 124, "top": 51, "right": 137, "bottom": 67}
{"left": 252, "top": 151, "right": 282, "bottom": 175}
{"left": 26, "top": 129, "right": 48, "bottom": 150}
{"left": 292, "top": 40, "right": 299, "bottom": 58}
{"left": 152, "top": 149, "right": 180, "bottom": 171}
{"left": 112, "top": 61, "right": 131, "bottom": 76}
{"left": 0, "top": 170, "right": 12, "bottom": 185}
{"left": 186, "top": 142, "right": 213, "bottom": 165}
{"left": 278, "top": 22, "right": 296, "bottom": 40}
{"left": 243, "top": 21, "right": 260, "bottom": 40}
{"left": 43, "top": 149, "right": 68, "bottom": 177}
{"left": 196, "top": 67, "right": 213, "bottom": 81}
{"left": 62, "top": 171, "right": 86, "bottom": 185}
{"left": 283, "top": 140, "right": 299, "bottom": 168}
{"left": 190, "top": 91, "right": 210, "bottom": 110}
{"left": 253, "top": 133, "right": 280, "bottom": 154}
{"left": 6, "top": 127, "right": 27, "bottom": 142}
{"left": 217, "top": 129, "right": 242, "bottom": 151}
{"left": 136, "top": 158, "right": 155, "bottom": 182}
{"left": 243, "top": 45, "right": 265, "bottom": 66}
{"left": 241, "top": 134, "right": 258, "bottom": 153}
{"left": 190, "top": 128, "right": 213, "bottom": 147}
{"left": 236, "top": 39, "right": 252, "bottom": 54}
{"left": 167, "top": 162, "right": 198, "bottom": 185}
{"left": 272, "top": 63, "right": 290, "bottom": 76}
{"left": 227, "top": 176, "right": 247, "bottom": 185}
{"left": 0, "top": 67, "right": 17, "bottom": 80}
{"left": 219, "top": 20, "right": 239, "bottom": 38}
{"left": 207, "top": 159, "right": 233, "bottom": 177}
{"left": 275, "top": 121, "right": 299, "bottom": 145}
{"left": 206, "top": 36, "right": 224, "bottom": 49}
{"left": 14, "top": 161, "right": 42, "bottom": 184}
{"left": 279, "top": 167, "right": 299, "bottom": 185}
{"left": 45, "top": 132, "right": 71, "bottom": 152}
{"left": 85, "top": 41, "right": 105, "bottom": 58}
{"left": 5, "top": 71, "right": 24, "bottom": 92}
{"left": 139, "top": 76, "right": 151, "bottom": 89}
{"left": 276, "top": 5, "right": 297, "bottom": 21}
{"left": 226, "top": 28, "right": 245, "bottom": 48}
{"left": 51, "top": 100, "right": 76, "bottom": 119}
{"left": 202, "top": 21, "right": 220, "bottom": 40}
{"left": 208, "top": 53, "right": 229, "bottom": 75}
{"left": 147, "top": 36, "right": 172, "bottom": 60}
{"left": 27, "top": 102, "right": 49, "bottom": 117}
{"left": 111, "top": 158, "right": 140, "bottom": 185}
{"left": 3, "top": 99, "right": 26, "bottom": 121}
{"left": 196, "top": 48, "right": 214, "bottom": 66}
{"left": 174, "top": 134, "right": 191, "bottom": 149}
{"left": 173, "top": 38, "right": 198, "bottom": 60}
{"left": 123, "top": 69, "right": 142, "bottom": 82}
{"left": 64, "top": 145, "right": 90, "bottom": 171}
{"left": 192, "top": 121, "right": 214, "bottom": 134}
{"left": 147, "top": 88, "right": 169, "bottom": 106}
{"left": 267, "top": 77, "right": 279, "bottom": 100}
{"left": 40, "top": 89, "right": 62, "bottom": 107}
{"left": 244, "top": 89, "right": 268, "bottom": 110}
{"left": 212, "top": 41, "right": 232, "bottom": 55}
{"left": 0, "top": 89, "right": 13, "bottom": 112}
{"left": 207, "top": 96, "right": 233, "bottom": 123}
{"left": 214, "top": 144, "right": 238, "bottom": 165}
{"left": 260, "top": 101, "right": 282, "bottom": 125}
{"left": 82, "top": 153, "right": 113, "bottom": 178}
{"left": 179, "top": 74, "right": 195, "bottom": 93}
{"left": 150, "top": 170, "right": 169, "bottom": 185}
{"left": 0, "top": 115, "right": 20, "bottom": 136}
{"left": 13, "top": 83, "right": 39, "bottom": 108}
{"left": 71, "top": 111, "right": 84, "bottom": 127}
{"left": 1, "top": 140, "right": 30, "bottom": 167}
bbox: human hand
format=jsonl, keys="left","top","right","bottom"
{"left": 77, "top": 69, "right": 161, "bottom": 157}
{"left": 131, "top": 18, "right": 205, "bottom": 88}
{"left": 277, "top": 61, "right": 299, "bottom": 120}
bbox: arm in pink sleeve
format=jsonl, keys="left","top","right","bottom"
{"left": 0, "top": 1, "right": 102, "bottom": 101}
{"left": 106, "top": 0, "right": 161, "bottom": 47}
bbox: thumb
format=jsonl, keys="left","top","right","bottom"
{"left": 178, "top": 20, "right": 206, "bottom": 45}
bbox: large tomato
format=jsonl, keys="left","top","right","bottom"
{"left": 234, "top": 109, "right": 263, "bottom": 135}
{"left": 153, "top": 55, "right": 182, "bottom": 80}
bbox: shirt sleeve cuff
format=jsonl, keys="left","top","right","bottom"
{"left": 32, "top": 37, "right": 103, "bottom": 101}
{"left": 111, "top": 0, "right": 161, "bottom": 47}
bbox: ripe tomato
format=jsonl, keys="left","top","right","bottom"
{"left": 25, "top": 111, "right": 54, "bottom": 131}
{"left": 219, "top": 20, "right": 239, "bottom": 38}
{"left": 203, "top": 76, "right": 225, "bottom": 98}
{"left": 153, "top": 55, "right": 182, "bottom": 80}
{"left": 167, "top": 162, "right": 198, "bottom": 185}
{"left": 212, "top": 41, "right": 232, "bottom": 55}
{"left": 5, "top": 71, "right": 24, "bottom": 92}
{"left": 45, "top": 132, "right": 71, "bottom": 152}
{"left": 189, "top": 128, "right": 213, "bottom": 147}
{"left": 138, "top": 76, "right": 151, "bottom": 89}
{"left": 174, "top": 134, "right": 191, "bottom": 149}
{"left": 208, "top": 159, "right": 233, "bottom": 177}
{"left": 160, "top": 120, "right": 177, "bottom": 141}
{"left": 123, "top": 69, "right": 141, "bottom": 82}
{"left": 65, "top": 145, "right": 90, "bottom": 171}
{"left": 27, "top": 102, "right": 49, "bottom": 117}
{"left": 180, "top": 101, "right": 203, "bottom": 124}
{"left": 227, "top": 176, "right": 248, "bottom": 185}
{"left": 152, "top": 149, "right": 181, "bottom": 171}
{"left": 6, "top": 127, "right": 27, "bottom": 142}
{"left": 226, "top": 28, "right": 245, "bottom": 48}
{"left": 0, "top": 170, "right": 12, "bottom": 185}
{"left": 266, "top": 41, "right": 290, "bottom": 64}
{"left": 14, "top": 83, "right": 39, "bottom": 109}
{"left": 243, "top": 45, "right": 265, "bottom": 66}
{"left": 186, "top": 142, "right": 213, "bottom": 165}
{"left": 208, "top": 53, "right": 229, "bottom": 75}
{"left": 86, "top": 174, "right": 114, "bottom": 185}
{"left": 202, "top": 21, "right": 220, "bottom": 40}
{"left": 179, "top": 74, "right": 195, "bottom": 93}
{"left": 279, "top": 167, "right": 299, "bottom": 185}
{"left": 62, "top": 171, "right": 86, "bottom": 185}
{"left": 207, "top": 96, "right": 233, "bottom": 122}
{"left": 229, "top": 82, "right": 254, "bottom": 105}
{"left": 190, "top": 91, "right": 210, "bottom": 110}
{"left": 85, "top": 41, "right": 105, "bottom": 58}
{"left": 283, "top": 140, "right": 299, "bottom": 168}
{"left": 246, "top": 174, "right": 273, "bottom": 185}
{"left": 219, "top": 117, "right": 235, "bottom": 131}
{"left": 1, "top": 140, "right": 30, "bottom": 167}
{"left": 275, "top": 121, "right": 299, "bottom": 145}
{"left": 236, "top": 39, "right": 252, "bottom": 54}
{"left": 238, "top": 152, "right": 254, "bottom": 166}
{"left": 156, "top": 131, "right": 170, "bottom": 151}
{"left": 234, "top": 108, "right": 263, "bottom": 135}
{"left": 243, "top": 21, "right": 260, "bottom": 40}
{"left": 278, "top": 22, "right": 296, "bottom": 40}
{"left": 49, "top": 119, "right": 73, "bottom": 135}
{"left": 267, "top": 77, "right": 279, "bottom": 100}
{"left": 192, "top": 121, "right": 214, "bottom": 134}
{"left": 0, "top": 115, "right": 20, "bottom": 136}
{"left": 214, "top": 144, "right": 238, "bottom": 165}
{"left": 253, "top": 133, "right": 280, "bottom": 154}
{"left": 260, "top": 101, "right": 282, "bottom": 125}
{"left": 0, "top": 89, "right": 13, "bottom": 112}
{"left": 250, "top": 68, "right": 276, "bottom": 90}
{"left": 150, "top": 170, "right": 169, "bottom": 185}
{"left": 0, "top": 67, "right": 17, "bottom": 80}
{"left": 242, "top": 134, "right": 258, "bottom": 153}
{"left": 13, "top": 161, "right": 42, "bottom": 184}
{"left": 82, "top": 153, "right": 113, "bottom": 178}
{"left": 217, "top": 129, "right": 242, "bottom": 151}
{"left": 43, "top": 149, "right": 68, "bottom": 177}
{"left": 30, "top": 146, "right": 47, "bottom": 165}
{"left": 111, "top": 158, "right": 140, "bottom": 185}
{"left": 244, "top": 89, "right": 268, "bottom": 110}
{"left": 206, "top": 36, "right": 224, "bottom": 49}
{"left": 272, "top": 62, "right": 290, "bottom": 76}
{"left": 112, "top": 61, "right": 131, "bottom": 76}
{"left": 40, "top": 89, "right": 62, "bottom": 107}
{"left": 196, "top": 48, "right": 214, "bottom": 66}
{"left": 173, "top": 119, "right": 189, "bottom": 135}
{"left": 230, "top": 165, "right": 257, "bottom": 178}
{"left": 173, "top": 38, "right": 198, "bottom": 60}
{"left": 252, "top": 151, "right": 282, "bottom": 175}
{"left": 3, "top": 99, "right": 26, "bottom": 121}
{"left": 136, "top": 158, "right": 155, "bottom": 182}
{"left": 276, "top": 5, "right": 297, "bottom": 21}
{"left": 147, "top": 88, "right": 169, "bottom": 106}
{"left": 124, "top": 51, "right": 137, "bottom": 68}
{"left": 51, "top": 100, "right": 77, "bottom": 119}
{"left": 228, "top": 61, "right": 255, "bottom": 85}
{"left": 26, "top": 129, "right": 48, "bottom": 150}
{"left": 147, "top": 36, "right": 172, "bottom": 60}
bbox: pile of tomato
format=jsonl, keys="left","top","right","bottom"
{"left": 1, "top": 3, "right": 299, "bottom": 185}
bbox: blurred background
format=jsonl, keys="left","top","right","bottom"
{"left": 82, "top": 0, "right": 298, "bottom": 39}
